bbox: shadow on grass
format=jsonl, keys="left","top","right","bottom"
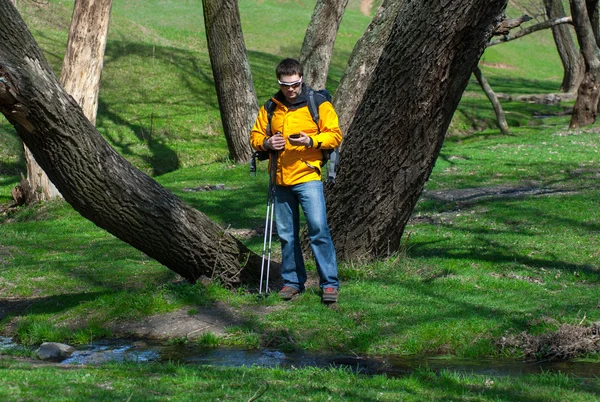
{"left": 174, "top": 170, "right": 271, "bottom": 232}
{"left": 423, "top": 156, "right": 598, "bottom": 194}
{"left": 98, "top": 39, "right": 217, "bottom": 176}
{"left": 484, "top": 76, "right": 561, "bottom": 95}
{"left": 0, "top": 292, "right": 108, "bottom": 321}
{"left": 458, "top": 74, "right": 572, "bottom": 133}
{"left": 410, "top": 234, "right": 599, "bottom": 279}
{"left": 410, "top": 187, "right": 600, "bottom": 281}
{"left": 0, "top": 174, "right": 21, "bottom": 191}
{"left": 455, "top": 97, "right": 568, "bottom": 134}
{"left": 333, "top": 275, "right": 530, "bottom": 353}
{"left": 0, "top": 123, "right": 25, "bottom": 176}
{"left": 97, "top": 99, "right": 181, "bottom": 176}
{"left": 401, "top": 370, "right": 600, "bottom": 402}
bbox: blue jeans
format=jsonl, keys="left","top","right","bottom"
{"left": 274, "top": 180, "right": 339, "bottom": 291}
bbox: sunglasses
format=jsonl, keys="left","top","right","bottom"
{"left": 278, "top": 79, "right": 302, "bottom": 89}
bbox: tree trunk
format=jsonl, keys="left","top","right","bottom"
{"left": 333, "top": 0, "right": 403, "bottom": 135}
{"left": 586, "top": 0, "right": 600, "bottom": 45}
{"left": 12, "top": 142, "right": 62, "bottom": 206}
{"left": 299, "top": 0, "right": 350, "bottom": 90}
{"left": 326, "top": 0, "right": 507, "bottom": 260}
{"left": 473, "top": 65, "right": 510, "bottom": 134}
{"left": 202, "top": 0, "right": 257, "bottom": 164}
{"left": 60, "top": 0, "right": 112, "bottom": 126}
{"left": 15, "top": 0, "right": 113, "bottom": 205}
{"left": 0, "top": 1, "right": 268, "bottom": 287}
{"left": 24, "top": 146, "right": 61, "bottom": 201}
{"left": 544, "top": 0, "right": 584, "bottom": 93}
{"left": 569, "top": 0, "right": 600, "bottom": 128}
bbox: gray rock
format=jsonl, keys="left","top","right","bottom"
{"left": 36, "top": 342, "right": 75, "bottom": 361}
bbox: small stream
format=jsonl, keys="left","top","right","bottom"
{"left": 2, "top": 336, "right": 599, "bottom": 378}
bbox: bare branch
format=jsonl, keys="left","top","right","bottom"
{"left": 489, "top": 16, "right": 572, "bottom": 46}
{"left": 473, "top": 66, "right": 510, "bottom": 134}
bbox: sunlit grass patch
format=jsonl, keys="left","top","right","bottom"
{"left": 0, "top": 360, "right": 599, "bottom": 401}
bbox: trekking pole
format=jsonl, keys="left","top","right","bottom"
{"left": 258, "top": 192, "right": 271, "bottom": 295}
{"left": 264, "top": 179, "right": 276, "bottom": 295}
{"left": 259, "top": 151, "right": 277, "bottom": 296}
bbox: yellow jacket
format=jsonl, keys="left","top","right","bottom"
{"left": 250, "top": 88, "right": 343, "bottom": 186}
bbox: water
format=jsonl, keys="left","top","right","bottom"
{"left": 0, "top": 336, "right": 15, "bottom": 351}
{"left": 1, "top": 336, "right": 599, "bottom": 378}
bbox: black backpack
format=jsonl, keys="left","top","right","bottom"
{"left": 250, "top": 89, "right": 339, "bottom": 183}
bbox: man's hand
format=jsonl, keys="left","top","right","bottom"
{"left": 287, "top": 132, "right": 312, "bottom": 147}
{"left": 265, "top": 132, "right": 285, "bottom": 151}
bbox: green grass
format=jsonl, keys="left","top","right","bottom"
{"left": 1, "top": 359, "right": 599, "bottom": 401}
{"left": 1, "top": 0, "right": 599, "bottom": 399}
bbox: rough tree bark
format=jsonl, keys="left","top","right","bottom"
{"left": 333, "top": 0, "right": 403, "bottom": 135}
{"left": 544, "top": 0, "right": 584, "bottom": 93}
{"left": 569, "top": 0, "right": 600, "bottom": 128}
{"left": 326, "top": 0, "right": 508, "bottom": 260}
{"left": 473, "top": 65, "right": 510, "bottom": 134}
{"left": 586, "top": 0, "right": 600, "bottom": 44}
{"left": 299, "top": 0, "right": 349, "bottom": 90}
{"left": 10, "top": 0, "right": 60, "bottom": 205}
{"left": 203, "top": 0, "right": 257, "bottom": 164}
{"left": 60, "top": 0, "right": 112, "bottom": 126}
{"left": 0, "top": 1, "right": 267, "bottom": 287}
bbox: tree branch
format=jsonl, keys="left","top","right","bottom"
{"left": 473, "top": 66, "right": 510, "bottom": 134}
{"left": 489, "top": 16, "right": 572, "bottom": 46}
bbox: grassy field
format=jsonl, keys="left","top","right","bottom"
{"left": 1, "top": 0, "right": 599, "bottom": 400}
{"left": 1, "top": 359, "right": 600, "bottom": 401}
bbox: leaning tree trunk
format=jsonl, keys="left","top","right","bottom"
{"left": 326, "top": 0, "right": 507, "bottom": 260}
{"left": 8, "top": 0, "right": 60, "bottom": 204}
{"left": 333, "top": 0, "right": 403, "bottom": 135}
{"left": 569, "top": 0, "right": 600, "bottom": 128}
{"left": 0, "top": 1, "right": 268, "bottom": 287}
{"left": 299, "top": 0, "right": 349, "bottom": 90}
{"left": 544, "top": 0, "right": 584, "bottom": 93}
{"left": 202, "top": 0, "right": 257, "bottom": 164}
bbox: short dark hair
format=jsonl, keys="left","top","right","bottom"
{"left": 276, "top": 58, "right": 303, "bottom": 79}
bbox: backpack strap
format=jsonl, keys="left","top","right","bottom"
{"left": 307, "top": 89, "right": 321, "bottom": 132}
{"left": 264, "top": 99, "right": 276, "bottom": 137}
{"left": 326, "top": 147, "right": 339, "bottom": 184}
{"left": 307, "top": 89, "right": 338, "bottom": 183}
{"left": 250, "top": 99, "right": 277, "bottom": 175}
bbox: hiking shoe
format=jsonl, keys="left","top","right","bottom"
{"left": 321, "top": 287, "right": 338, "bottom": 303}
{"left": 279, "top": 286, "right": 300, "bottom": 300}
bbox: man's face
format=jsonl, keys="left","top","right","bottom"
{"left": 278, "top": 74, "right": 303, "bottom": 103}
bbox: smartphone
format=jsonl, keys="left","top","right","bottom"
{"left": 289, "top": 134, "right": 301, "bottom": 139}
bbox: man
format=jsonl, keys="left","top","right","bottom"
{"left": 250, "top": 58, "right": 342, "bottom": 303}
